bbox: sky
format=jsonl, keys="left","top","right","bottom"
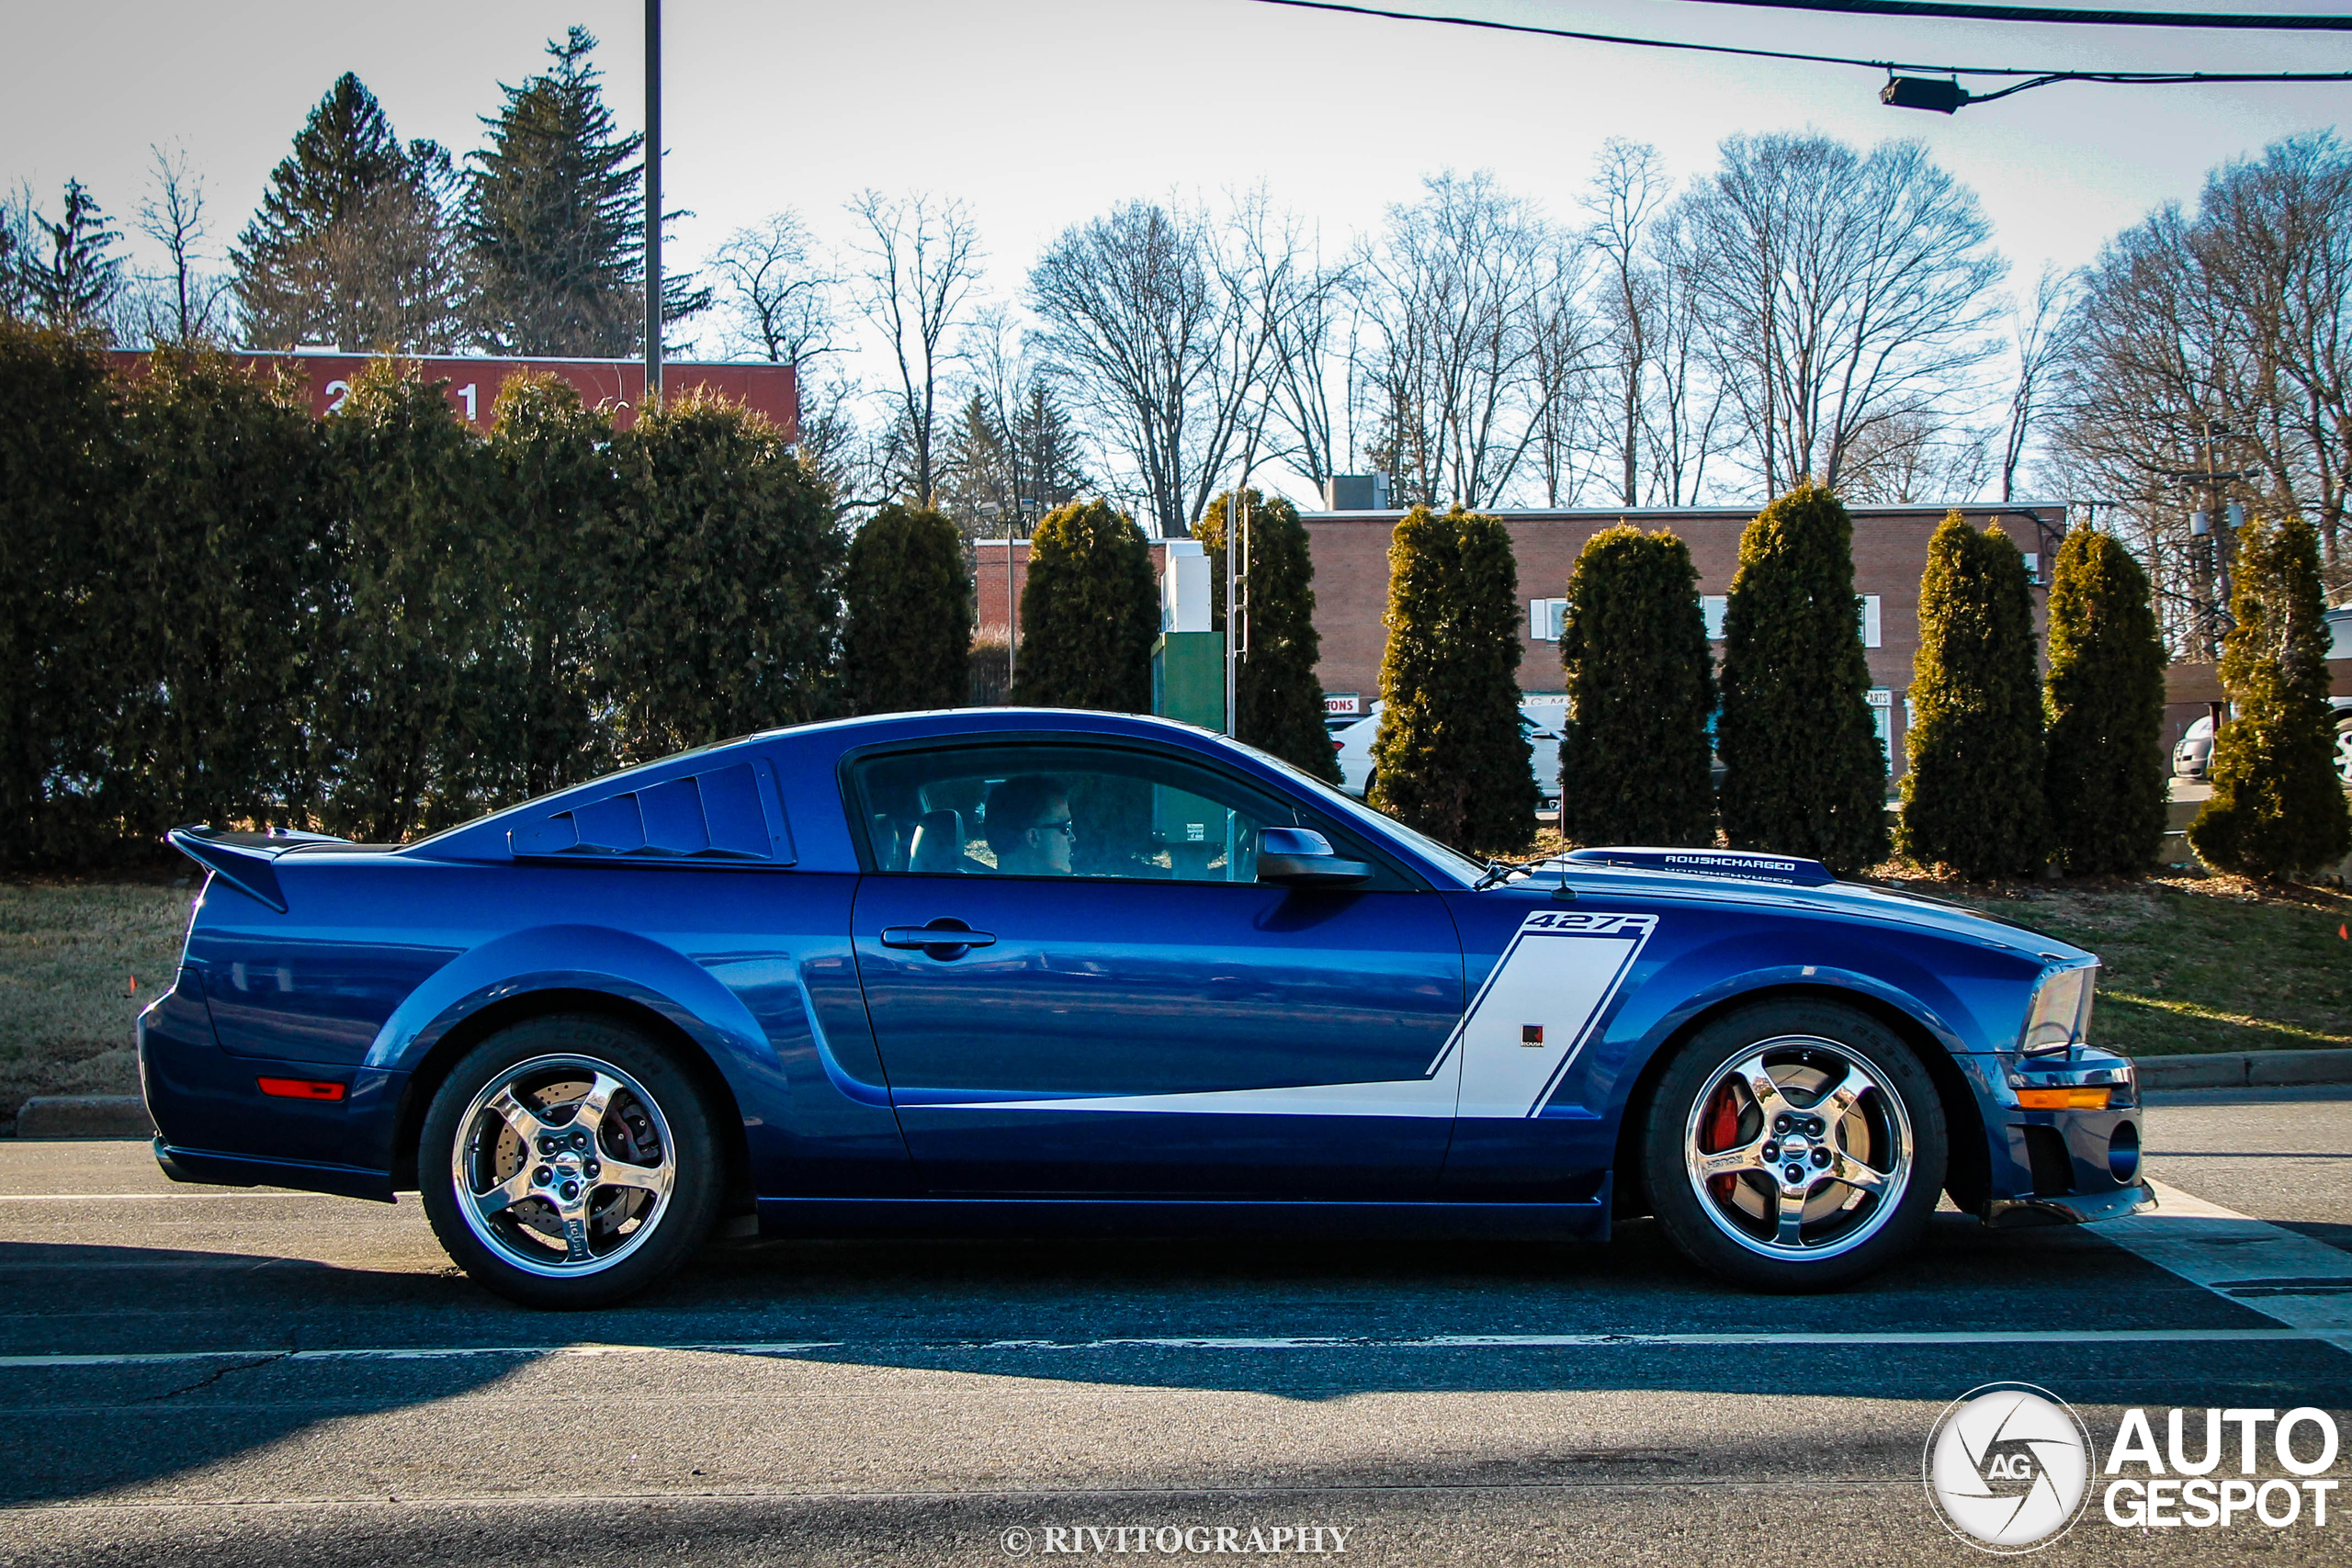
{"left": 6, "top": 0, "right": 2346, "bottom": 496}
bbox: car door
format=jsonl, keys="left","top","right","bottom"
{"left": 846, "top": 739, "right": 1464, "bottom": 1198}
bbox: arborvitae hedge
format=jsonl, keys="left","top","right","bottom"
{"left": 1012, "top": 498, "right": 1158, "bottom": 714}
{"left": 1198, "top": 488, "right": 1341, "bottom": 782}
{"left": 0, "top": 322, "right": 120, "bottom": 863}
{"left": 1898, "top": 515, "right": 2048, "bottom": 878}
{"left": 487, "top": 372, "right": 617, "bottom": 800}
{"left": 2043, "top": 525, "right": 2167, "bottom": 874}
{"left": 317, "top": 361, "right": 505, "bottom": 842}
{"left": 1716, "top": 482, "right": 1890, "bottom": 874}
{"left": 1557, "top": 525, "right": 1715, "bottom": 848}
{"left": 607, "top": 391, "right": 844, "bottom": 761}
{"left": 111, "top": 351, "right": 326, "bottom": 842}
{"left": 1370, "top": 505, "right": 1536, "bottom": 852}
{"left": 2188, "top": 513, "right": 2352, "bottom": 878}
{"left": 842, "top": 502, "right": 973, "bottom": 715}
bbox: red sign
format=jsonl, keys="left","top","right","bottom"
{"left": 111, "top": 352, "right": 797, "bottom": 437}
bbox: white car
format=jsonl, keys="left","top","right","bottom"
{"left": 1332, "top": 700, "right": 1567, "bottom": 808}
{"left": 2174, "top": 704, "right": 2352, "bottom": 785}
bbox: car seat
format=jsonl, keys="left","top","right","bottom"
{"left": 907, "top": 809, "right": 967, "bottom": 874}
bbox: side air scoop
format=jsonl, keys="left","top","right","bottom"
{"left": 164, "top": 826, "right": 341, "bottom": 911}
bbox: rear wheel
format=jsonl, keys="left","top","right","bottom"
{"left": 1643, "top": 999, "right": 1945, "bottom": 1292}
{"left": 419, "top": 1014, "right": 721, "bottom": 1309}
{"left": 2334, "top": 715, "right": 2351, "bottom": 788}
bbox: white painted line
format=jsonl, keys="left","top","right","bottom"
{"left": 0, "top": 1191, "right": 344, "bottom": 1202}
{"left": 2096, "top": 1177, "right": 2352, "bottom": 1347}
{"left": 0, "top": 1327, "right": 2334, "bottom": 1371}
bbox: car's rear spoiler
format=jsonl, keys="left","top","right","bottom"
{"left": 166, "top": 826, "right": 346, "bottom": 911}
{"left": 1566, "top": 845, "right": 1836, "bottom": 887}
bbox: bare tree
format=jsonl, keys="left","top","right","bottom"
{"left": 1679, "top": 133, "right": 2005, "bottom": 496}
{"left": 133, "top": 142, "right": 235, "bottom": 345}
{"left": 1998, "top": 263, "right": 2075, "bottom": 502}
{"left": 1839, "top": 412, "right": 1995, "bottom": 504}
{"left": 846, "top": 189, "right": 982, "bottom": 504}
{"left": 1027, "top": 192, "right": 1305, "bottom": 536}
{"left": 1636, "top": 207, "right": 1733, "bottom": 506}
{"left": 1583, "top": 139, "right": 1672, "bottom": 505}
{"left": 710, "top": 209, "right": 832, "bottom": 365}
{"left": 1261, "top": 239, "right": 1359, "bottom": 492}
{"left": 1358, "top": 171, "right": 1574, "bottom": 509}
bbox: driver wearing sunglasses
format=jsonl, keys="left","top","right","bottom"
{"left": 984, "top": 774, "right": 1076, "bottom": 876}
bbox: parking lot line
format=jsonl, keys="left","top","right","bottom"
{"left": 0, "top": 1326, "right": 2336, "bottom": 1371}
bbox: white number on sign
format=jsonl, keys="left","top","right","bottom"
{"left": 458, "top": 383, "right": 478, "bottom": 422}
{"left": 323, "top": 379, "right": 350, "bottom": 413}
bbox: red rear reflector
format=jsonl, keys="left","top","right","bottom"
{"left": 257, "top": 1077, "right": 346, "bottom": 1101}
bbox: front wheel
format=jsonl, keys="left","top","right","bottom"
{"left": 2334, "top": 715, "right": 2352, "bottom": 789}
{"left": 419, "top": 1014, "right": 722, "bottom": 1309}
{"left": 1643, "top": 1000, "right": 1946, "bottom": 1292}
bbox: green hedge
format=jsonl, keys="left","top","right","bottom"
{"left": 0, "top": 321, "right": 845, "bottom": 864}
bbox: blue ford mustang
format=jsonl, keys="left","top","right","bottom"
{"left": 141, "top": 709, "right": 2150, "bottom": 1308}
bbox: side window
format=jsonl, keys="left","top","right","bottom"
{"left": 850, "top": 744, "right": 1306, "bottom": 884}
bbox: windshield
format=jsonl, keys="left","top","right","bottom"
{"left": 1227, "top": 738, "right": 1487, "bottom": 886}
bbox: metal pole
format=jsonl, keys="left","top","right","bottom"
{"left": 643, "top": 0, "right": 662, "bottom": 406}
{"left": 1223, "top": 479, "right": 1239, "bottom": 737}
{"left": 1006, "top": 518, "right": 1017, "bottom": 691}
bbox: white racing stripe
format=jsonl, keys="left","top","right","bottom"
{"left": 2095, "top": 1177, "right": 2352, "bottom": 1347}
{"left": 0, "top": 1326, "right": 2334, "bottom": 1371}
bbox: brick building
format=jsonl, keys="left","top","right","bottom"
{"left": 1300, "top": 502, "right": 2070, "bottom": 781}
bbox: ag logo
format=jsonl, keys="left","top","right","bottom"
{"left": 1924, "top": 1383, "right": 2093, "bottom": 1552}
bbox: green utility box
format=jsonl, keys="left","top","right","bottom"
{"left": 1151, "top": 631, "right": 1225, "bottom": 733}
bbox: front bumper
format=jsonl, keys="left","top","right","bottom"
{"left": 1974, "top": 1043, "right": 2150, "bottom": 1225}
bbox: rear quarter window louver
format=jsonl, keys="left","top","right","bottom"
{"left": 508, "top": 759, "right": 796, "bottom": 866}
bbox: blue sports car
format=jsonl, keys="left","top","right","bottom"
{"left": 141, "top": 709, "right": 2149, "bottom": 1308}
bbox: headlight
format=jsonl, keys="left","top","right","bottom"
{"left": 2018, "top": 964, "right": 2096, "bottom": 1056}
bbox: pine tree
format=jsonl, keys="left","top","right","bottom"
{"left": 1557, "top": 525, "right": 1715, "bottom": 848}
{"left": 1898, "top": 515, "right": 2048, "bottom": 878}
{"left": 464, "top": 28, "right": 706, "bottom": 355}
{"left": 1198, "top": 490, "right": 1341, "bottom": 782}
{"left": 605, "top": 393, "right": 843, "bottom": 761}
{"left": 485, "top": 372, "right": 619, "bottom": 801}
{"left": 1370, "top": 505, "right": 1536, "bottom": 852}
{"left": 2044, "top": 525, "right": 2167, "bottom": 874}
{"left": 1717, "top": 482, "right": 1890, "bottom": 874}
{"left": 315, "top": 363, "right": 502, "bottom": 840}
{"left": 2188, "top": 512, "right": 2352, "bottom": 878}
{"left": 232, "top": 73, "right": 462, "bottom": 351}
{"left": 1012, "top": 498, "right": 1158, "bottom": 714}
{"left": 23, "top": 179, "right": 124, "bottom": 332}
{"left": 842, "top": 502, "right": 974, "bottom": 715}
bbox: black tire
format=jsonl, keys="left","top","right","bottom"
{"left": 1642, "top": 998, "right": 1946, "bottom": 1292}
{"left": 418, "top": 1013, "right": 723, "bottom": 1309}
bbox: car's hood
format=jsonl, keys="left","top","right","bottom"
{"left": 1518, "top": 860, "right": 2094, "bottom": 964}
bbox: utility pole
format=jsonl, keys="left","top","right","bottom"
{"left": 1224, "top": 470, "right": 1250, "bottom": 738}
{"left": 643, "top": 0, "right": 662, "bottom": 407}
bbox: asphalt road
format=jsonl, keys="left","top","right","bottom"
{"left": 1, "top": 1090, "right": 2348, "bottom": 1566}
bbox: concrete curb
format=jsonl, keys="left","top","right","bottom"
{"left": 2135, "top": 1048, "right": 2352, "bottom": 1090}
{"left": 13, "top": 1096, "right": 153, "bottom": 1139}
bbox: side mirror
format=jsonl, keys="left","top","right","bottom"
{"left": 1256, "top": 827, "right": 1372, "bottom": 887}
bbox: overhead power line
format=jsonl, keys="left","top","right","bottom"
{"left": 1248, "top": 0, "right": 2352, "bottom": 102}
{"left": 1665, "top": 0, "right": 2352, "bottom": 30}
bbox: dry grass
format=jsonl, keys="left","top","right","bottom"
{"left": 1863, "top": 867, "right": 2350, "bottom": 1058}
{"left": 0, "top": 876, "right": 198, "bottom": 1121}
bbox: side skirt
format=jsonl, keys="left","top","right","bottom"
{"left": 154, "top": 1139, "right": 397, "bottom": 1203}
{"left": 754, "top": 1183, "right": 1611, "bottom": 1244}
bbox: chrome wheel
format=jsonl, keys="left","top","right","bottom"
{"left": 2334, "top": 720, "right": 2352, "bottom": 788}
{"left": 451, "top": 1053, "right": 677, "bottom": 1279}
{"left": 1682, "top": 1035, "right": 1914, "bottom": 1263}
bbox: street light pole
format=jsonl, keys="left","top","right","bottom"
{"left": 643, "top": 0, "right": 662, "bottom": 407}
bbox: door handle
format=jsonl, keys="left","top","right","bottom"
{"left": 880, "top": 923, "right": 998, "bottom": 953}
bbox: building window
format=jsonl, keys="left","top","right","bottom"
{"left": 1867, "top": 688, "right": 1894, "bottom": 772}
{"left": 1528, "top": 598, "right": 1566, "bottom": 641}
{"left": 1861, "top": 595, "right": 1883, "bottom": 649}
{"left": 1701, "top": 595, "right": 1728, "bottom": 641}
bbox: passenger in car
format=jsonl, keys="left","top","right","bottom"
{"left": 985, "top": 775, "right": 1076, "bottom": 876}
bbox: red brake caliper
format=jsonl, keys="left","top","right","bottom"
{"left": 1702, "top": 1083, "right": 1743, "bottom": 1201}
